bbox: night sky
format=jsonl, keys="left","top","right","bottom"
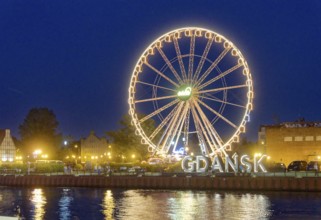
{"left": 1, "top": 1, "right": 321, "bottom": 141}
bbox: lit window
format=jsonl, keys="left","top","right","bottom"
{"left": 294, "top": 136, "right": 303, "bottom": 141}
{"left": 305, "top": 136, "right": 314, "bottom": 141}
{"left": 284, "top": 137, "right": 292, "bottom": 142}
{"left": 316, "top": 136, "right": 321, "bottom": 141}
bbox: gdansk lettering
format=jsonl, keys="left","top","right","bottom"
{"left": 181, "top": 153, "right": 268, "bottom": 173}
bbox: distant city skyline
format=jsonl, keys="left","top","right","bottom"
{"left": 1, "top": 1, "right": 321, "bottom": 141}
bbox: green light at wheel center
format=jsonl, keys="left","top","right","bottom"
{"left": 177, "top": 85, "right": 192, "bottom": 101}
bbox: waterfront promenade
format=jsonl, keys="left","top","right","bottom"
{"left": 1, "top": 173, "right": 321, "bottom": 192}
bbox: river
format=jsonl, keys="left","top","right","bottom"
{"left": 0, "top": 187, "right": 321, "bottom": 219}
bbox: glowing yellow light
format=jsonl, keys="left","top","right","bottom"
{"left": 34, "top": 149, "right": 42, "bottom": 155}
{"left": 254, "top": 153, "right": 262, "bottom": 157}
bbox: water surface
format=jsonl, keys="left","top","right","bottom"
{"left": 0, "top": 187, "right": 321, "bottom": 219}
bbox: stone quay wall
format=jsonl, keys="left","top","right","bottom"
{"left": 1, "top": 175, "right": 321, "bottom": 191}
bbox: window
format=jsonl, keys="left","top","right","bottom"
{"left": 294, "top": 136, "right": 303, "bottom": 141}
{"left": 317, "top": 136, "right": 321, "bottom": 141}
{"left": 305, "top": 136, "right": 314, "bottom": 141}
{"left": 284, "top": 137, "right": 292, "bottom": 142}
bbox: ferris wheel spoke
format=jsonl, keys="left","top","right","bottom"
{"left": 198, "top": 63, "right": 243, "bottom": 90}
{"left": 183, "top": 109, "right": 191, "bottom": 149}
{"left": 199, "top": 95, "right": 246, "bottom": 109}
{"left": 157, "top": 47, "right": 184, "bottom": 84}
{"left": 166, "top": 103, "right": 189, "bottom": 153}
{"left": 197, "top": 84, "right": 247, "bottom": 95}
{"left": 159, "top": 102, "right": 185, "bottom": 152}
{"left": 137, "top": 81, "right": 177, "bottom": 92}
{"left": 193, "top": 100, "right": 225, "bottom": 149}
{"left": 197, "top": 99, "right": 238, "bottom": 129}
{"left": 195, "top": 47, "right": 231, "bottom": 87}
{"left": 190, "top": 103, "right": 217, "bottom": 154}
{"left": 145, "top": 62, "right": 179, "bottom": 87}
{"left": 190, "top": 107, "right": 207, "bottom": 154}
{"left": 173, "top": 37, "right": 188, "bottom": 82}
{"left": 149, "top": 103, "right": 179, "bottom": 141}
{"left": 193, "top": 38, "right": 214, "bottom": 84}
{"left": 135, "top": 95, "right": 177, "bottom": 104}
{"left": 188, "top": 35, "right": 195, "bottom": 82}
{"left": 139, "top": 99, "right": 179, "bottom": 123}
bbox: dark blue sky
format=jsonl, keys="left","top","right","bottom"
{"left": 1, "top": 0, "right": 321, "bottom": 141}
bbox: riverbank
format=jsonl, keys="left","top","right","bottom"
{"left": 1, "top": 174, "right": 321, "bottom": 191}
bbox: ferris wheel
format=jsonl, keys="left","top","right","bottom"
{"left": 128, "top": 27, "right": 253, "bottom": 158}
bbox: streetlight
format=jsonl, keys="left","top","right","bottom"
{"left": 33, "top": 149, "right": 42, "bottom": 159}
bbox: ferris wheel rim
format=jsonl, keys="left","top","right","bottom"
{"left": 128, "top": 27, "right": 253, "bottom": 157}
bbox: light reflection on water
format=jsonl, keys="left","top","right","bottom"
{"left": 30, "top": 188, "right": 46, "bottom": 220}
{"left": 0, "top": 187, "right": 321, "bottom": 219}
{"left": 59, "top": 189, "right": 73, "bottom": 220}
{"left": 101, "top": 190, "right": 115, "bottom": 219}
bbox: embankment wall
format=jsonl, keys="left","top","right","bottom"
{"left": 1, "top": 175, "right": 321, "bottom": 191}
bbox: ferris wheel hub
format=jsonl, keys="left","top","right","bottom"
{"left": 177, "top": 85, "right": 193, "bottom": 101}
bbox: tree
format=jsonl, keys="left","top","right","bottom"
{"left": 19, "top": 107, "right": 61, "bottom": 159}
{"left": 106, "top": 114, "right": 157, "bottom": 161}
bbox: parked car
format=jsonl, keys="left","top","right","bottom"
{"left": 119, "top": 166, "right": 128, "bottom": 172}
{"left": 267, "top": 162, "right": 286, "bottom": 172}
{"left": 307, "top": 161, "right": 320, "bottom": 172}
{"left": 287, "top": 161, "right": 307, "bottom": 171}
{"left": 128, "top": 166, "right": 144, "bottom": 173}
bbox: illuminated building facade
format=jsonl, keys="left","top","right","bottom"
{"left": 259, "top": 121, "right": 321, "bottom": 165}
{"left": 0, "top": 129, "right": 16, "bottom": 162}
{"left": 80, "top": 131, "right": 108, "bottom": 162}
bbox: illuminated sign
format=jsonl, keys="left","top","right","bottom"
{"left": 181, "top": 153, "right": 268, "bottom": 173}
{"left": 177, "top": 87, "right": 192, "bottom": 97}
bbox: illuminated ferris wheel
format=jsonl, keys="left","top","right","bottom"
{"left": 128, "top": 27, "right": 253, "bottom": 157}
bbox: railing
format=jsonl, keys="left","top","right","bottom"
{"left": 1, "top": 168, "right": 321, "bottom": 178}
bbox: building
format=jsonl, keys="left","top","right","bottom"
{"left": 0, "top": 129, "right": 16, "bottom": 163}
{"left": 259, "top": 121, "right": 321, "bottom": 166}
{"left": 80, "top": 131, "right": 109, "bottom": 163}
